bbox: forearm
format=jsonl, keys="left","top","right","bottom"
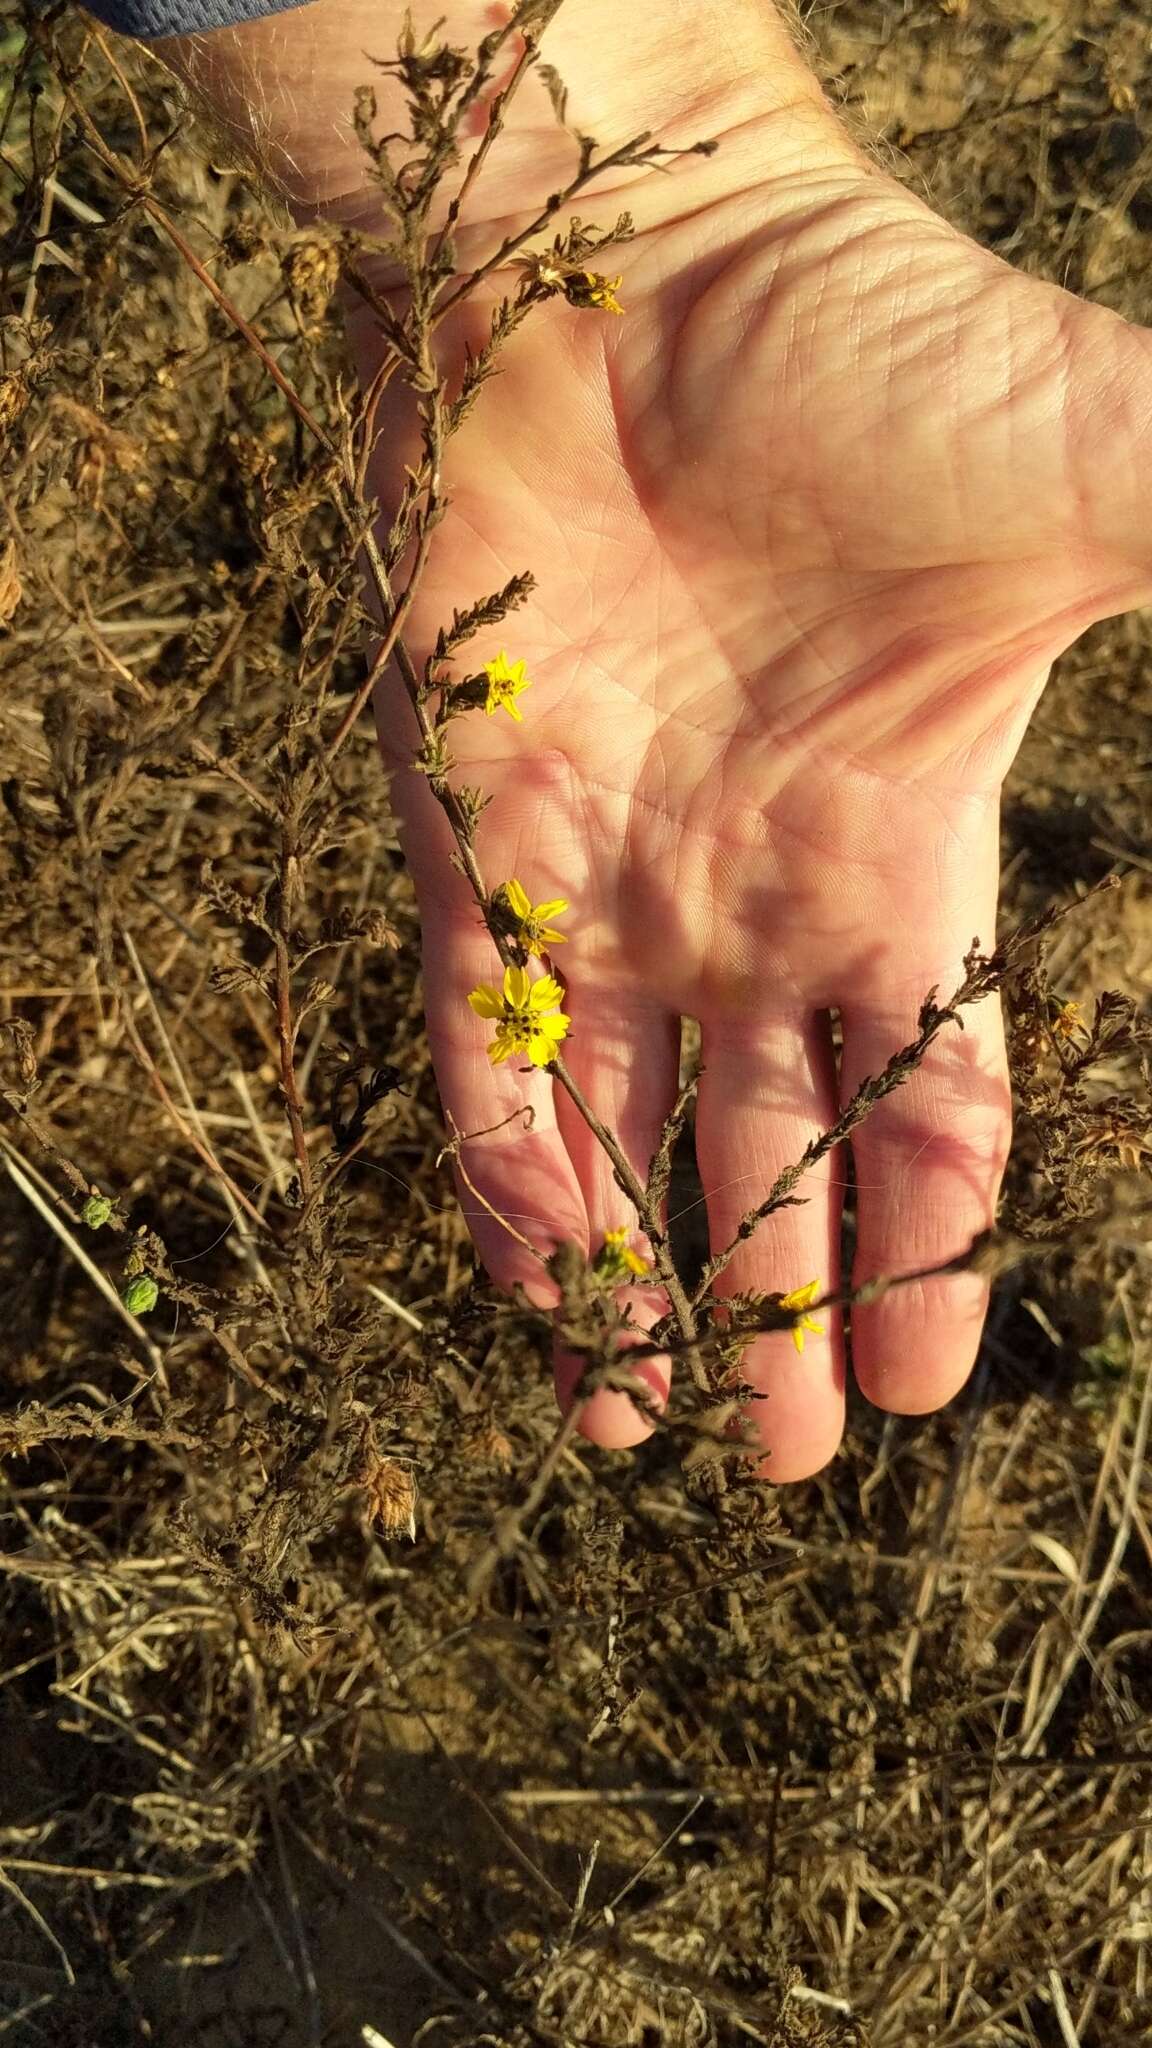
{"left": 116, "top": 0, "right": 866, "bottom": 233}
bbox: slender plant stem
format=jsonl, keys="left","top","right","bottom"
{"left": 433, "top": 130, "right": 656, "bottom": 320}
{"left": 273, "top": 931, "right": 313, "bottom": 1201}
{"left": 426, "top": 32, "right": 539, "bottom": 282}
{"left": 689, "top": 991, "right": 981, "bottom": 1309}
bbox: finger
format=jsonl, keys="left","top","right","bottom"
{"left": 418, "top": 885, "right": 587, "bottom": 1311}
{"left": 842, "top": 987, "right": 1011, "bottom": 1414}
{"left": 695, "top": 1011, "right": 845, "bottom": 1482}
{"left": 552, "top": 989, "right": 682, "bottom": 1448}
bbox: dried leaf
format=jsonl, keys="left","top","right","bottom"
{"left": 537, "top": 60, "right": 569, "bottom": 128}
{"left": 0, "top": 541, "right": 22, "bottom": 626}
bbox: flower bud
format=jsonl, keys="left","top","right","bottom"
{"left": 122, "top": 1274, "right": 159, "bottom": 1316}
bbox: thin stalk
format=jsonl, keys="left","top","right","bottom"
{"left": 272, "top": 930, "right": 313, "bottom": 1201}
{"left": 689, "top": 988, "right": 985, "bottom": 1309}
{"left": 426, "top": 31, "right": 539, "bottom": 282}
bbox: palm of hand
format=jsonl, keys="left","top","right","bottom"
{"left": 355, "top": 168, "right": 1151, "bottom": 1478}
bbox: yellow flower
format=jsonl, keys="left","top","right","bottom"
{"left": 502, "top": 877, "right": 569, "bottom": 958}
{"left": 482, "top": 650, "right": 533, "bottom": 721}
{"left": 467, "top": 963, "right": 570, "bottom": 1068}
{"left": 562, "top": 269, "right": 624, "bottom": 316}
{"left": 779, "top": 1279, "right": 824, "bottom": 1354}
{"left": 1051, "top": 999, "right": 1084, "bottom": 1043}
{"left": 593, "top": 1227, "right": 653, "bottom": 1283}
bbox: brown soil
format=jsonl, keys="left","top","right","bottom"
{"left": 2, "top": 3, "right": 1152, "bottom": 2045}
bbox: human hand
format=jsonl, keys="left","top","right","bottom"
{"left": 160, "top": 0, "right": 1152, "bottom": 1478}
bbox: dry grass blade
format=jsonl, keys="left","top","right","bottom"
{"left": 0, "top": 1864, "right": 75, "bottom": 1988}
{"left": 1019, "top": 1330, "right": 1152, "bottom": 1758}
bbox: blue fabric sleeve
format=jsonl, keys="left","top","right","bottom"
{"left": 81, "top": 0, "right": 314, "bottom": 37}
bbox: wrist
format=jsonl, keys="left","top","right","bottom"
{"left": 157, "top": 0, "right": 868, "bottom": 243}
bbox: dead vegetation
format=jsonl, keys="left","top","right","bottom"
{"left": 1, "top": 1, "right": 1152, "bottom": 2043}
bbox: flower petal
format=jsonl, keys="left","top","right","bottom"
{"left": 505, "top": 878, "right": 532, "bottom": 919}
{"left": 468, "top": 984, "right": 505, "bottom": 1019}
{"left": 781, "top": 1278, "right": 821, "bottom": 1312}
{"left": 528, "top": 976, "right": 565, "bottom": 1011}
{"left": 503, "top": 964, "right": 532, "bottom": 1008}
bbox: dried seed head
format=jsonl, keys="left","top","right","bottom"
{"left": 361, "top": 1458, "right": 418, "bottom": 1541}
{"left": 282, "top": 232, "right": 343, "bottom": 329}
{"left": 362, "top": 911, "right": 402, "bottom": 950}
